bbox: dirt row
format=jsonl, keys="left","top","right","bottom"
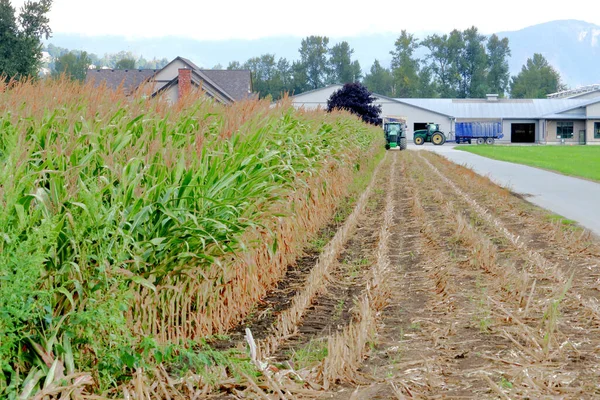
{"left": 212, "top": 149, "right": 600, "bottom": 399}
{"left": 343, "top": 150, "right": 600, "bottom": 399}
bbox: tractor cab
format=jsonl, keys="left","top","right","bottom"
{"left": 384, "top": 121, "right": 407, "bottom": 150}
{"left": 427, "top": 123, "right": 440, "bottom": 134}
{"left": 413, "top": 123, "right": 446, "bottom": 146}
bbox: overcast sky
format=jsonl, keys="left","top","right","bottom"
{"left": 10, "top": 0, "right": 600, "bottom": 40}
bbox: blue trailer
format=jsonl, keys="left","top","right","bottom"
{"left": 455, "top": 121, "right": 504, "bottom": 144}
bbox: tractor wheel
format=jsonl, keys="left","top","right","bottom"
{"left": 414, "top": 136, "right": 424, "bottom": 145}
{"left": 432, "top": 132, "right": 445, "bottom": 145}
{"left": 485, "top": 137, "right": 495, "bottom": 145}
{"left": 385, "top": 143, "right": 390, "bottom": 150}
{"left": 400, "top": 137, "right": 407, "bottom": 150}
{"left": 477, "top": 138, "right": 485, "bottom": 145}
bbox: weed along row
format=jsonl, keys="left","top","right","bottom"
{"left": 0, "top": 79, "right": 383, "bottom": 397}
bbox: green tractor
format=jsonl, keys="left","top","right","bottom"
{"left": 413, "top": 123, "right": 446, "bottom": 146}
{"left": 384, "top": 117, "right": 407, "bottom": 150}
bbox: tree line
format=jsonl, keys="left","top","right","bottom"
{"left": 0, "top": 1, "right": 566, "bottom": 99}
{"left": 233, "top": 28, "right": 566, "bottom": 100}
{"left": 46, "top": 44, "right": 171, "bottom": 79}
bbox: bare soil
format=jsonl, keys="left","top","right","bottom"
{"left": 212, "top": 149, "right": 600, "bottom": 399}
{"left": 322, "top": 150, "right": 600, "bottom": 399}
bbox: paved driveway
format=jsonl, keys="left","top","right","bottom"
{"left": 410, "top": 143, "right": 600, "bottom": 237}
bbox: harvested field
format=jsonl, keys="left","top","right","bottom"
{"left": 226, "top": 149, "right": 600, "bottom": 399}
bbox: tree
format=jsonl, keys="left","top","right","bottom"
{"left": 275, "top": 57, "right": 292, "bottom": 97}
{"left": 227, "top": 61, "right": 242, "bottom": 70}
{"left": 244, "top": 54, "right": 276, "bottom": 99}
{"left": 458, "top": 26, "right": 488, "bottom": 98}
{"left": 417, "top": 65, "right": 437, "bottom": 97}
{"left": 362, "top": 60, "right": 394, "bottom": 96}
{"left": 390, "top": 30, "right": 421, "bottom": 97}
{"left": 422, "top": 31, "right": 463, "bottom": 98}
{"left": 328, "top": 41, "right": 361, "bottom": 84}
{"left": 45, "top": 43, "right": 68, "bottom": 58}
{"left": 486, "top": 34, "right": 511, "bottom": 97}
{"left": 298, "top": 36, "right": 330, "bottom": 90}
{"left": 510, "top": 53, "right": 566, "bottom": 98}
{"left": 290, "top": 60, "right": 310, "bottom": 94}
{"left": 115, "top": 58, "right": 136, "bottom": 69}
{"left": 0, "top": 0, "right": 52, "bottom": 80}
{"left": 99, "top": 51, "right": 136, "bottom": 68}
{"left": 53, "top": 51, "right": 91, "bottom": 81}
{"left": 326, "top": 82, "right": 382, "bottom": 125}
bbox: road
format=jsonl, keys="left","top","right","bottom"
{"left": 410, "top": 143, "right": 600, "bottom": 237}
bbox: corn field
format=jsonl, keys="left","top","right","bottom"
{"left": 0, "top": 78, "right": 383, "bottom": 397}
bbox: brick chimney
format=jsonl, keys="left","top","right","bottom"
{"left": 178, "top": 68, "right": 191, "bottom": 100}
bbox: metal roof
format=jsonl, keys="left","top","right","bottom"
{"left": 393, "top": 98, "right": 593, "bottom": 119}
{"left": 547, "top": 84, "right": 600, "bottom": 99}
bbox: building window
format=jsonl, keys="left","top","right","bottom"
{"left": 595, "top": 122, "right": 600, "bottom": 139}
{"left": 557, "top": 121, "right": 574, "bottom": 139}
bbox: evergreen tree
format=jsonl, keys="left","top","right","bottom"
{"left": 0, "top": 0, "right": 52, "bottom": 80}
{"left": 390, "top": 30, "right": 421, "bottom": 97}
{"left": 510, "top": 53, "right": 566, "bottom": 98}
{"left": 362, "top": 60, "right": 394, "bottom": 96}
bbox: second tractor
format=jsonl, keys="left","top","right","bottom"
{"left": 413, "top": 123, "right": 446, "bottom": 146}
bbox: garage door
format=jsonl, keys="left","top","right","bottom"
{"left": 511, "top": 123, "right": 535, "bottom": 143}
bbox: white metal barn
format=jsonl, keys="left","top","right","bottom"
{"left": 291, "top": 85, "right": 600, "bottom": 145}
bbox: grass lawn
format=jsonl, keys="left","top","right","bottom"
{"left": 456, "top": 145, "right": 600, "bottom": 182}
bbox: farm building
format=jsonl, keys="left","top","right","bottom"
{"left": 86, "top": 57, "right": 254, "bottom": 105}
{"left": 547, "top": 84, "right": 600, "bottom": 100}
{"left": 291, "top": 85, "right": 600, "bottom": 145}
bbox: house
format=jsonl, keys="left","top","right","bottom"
{"left": 85, "top": 57, "right": 253, "bottom": 105}
{"left": 291, "top": 85, "right": 600, "bottom": 145}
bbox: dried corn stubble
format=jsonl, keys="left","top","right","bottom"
{"left": 0, "top": 78, "right": 384, "bottom": 397}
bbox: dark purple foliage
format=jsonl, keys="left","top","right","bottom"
{"left": 326, "top": 82, "right": 382, "bottom": 125}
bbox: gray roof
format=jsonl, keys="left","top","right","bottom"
{"left": 85, "top": 56, "right": 254, "bottom": 102}
{"left": 178, "top": 57, "right": 252, "bottom": 101}
{"left": 85, "top": 69, "right": 158, "bottom": 94}
{"left": 153, "top": 69, "right": 235, "bottom": 104}
{"left": 394, "top": 98, "right": 594, "bottom": 119}
{"left": 547, "top": 84, "right": 600, "bottom": 98}
{"left": 200, "top": 69, "right": 253, "bottom": 101}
